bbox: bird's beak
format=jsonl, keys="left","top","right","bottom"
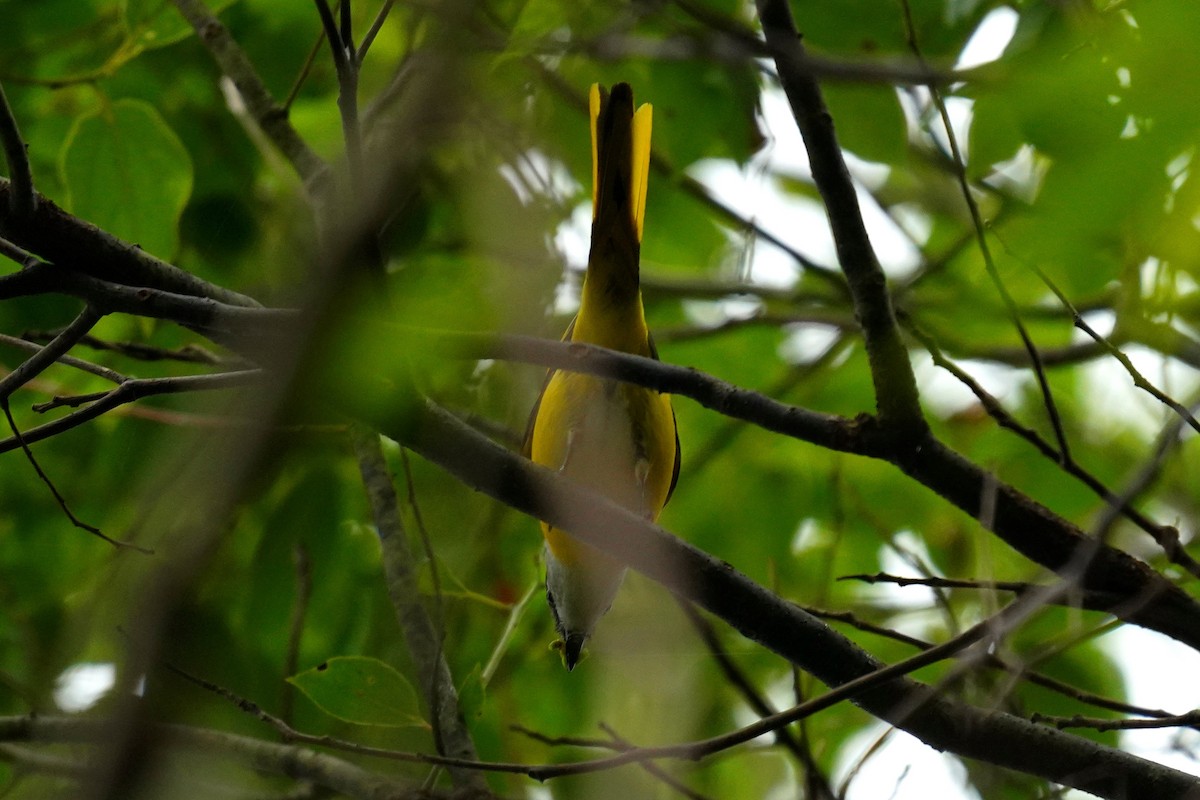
{"left": 563, "top": 633, "right": 587, "bottom": 671}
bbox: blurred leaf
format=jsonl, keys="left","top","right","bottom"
{"left": 288, "top": 656, "right": 424, "bottom": 728}
{"left": 122, "top": 0, "right": 239, "bottom": 50}
{"left": 823, "top": 83, "right": 907, "bottom": 165}
{"left": 59, "top": 98, "right": 193, "bottom": 259}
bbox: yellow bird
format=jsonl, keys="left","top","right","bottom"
{"left": 524, "top": 83, "right": 680, "bottom": 671}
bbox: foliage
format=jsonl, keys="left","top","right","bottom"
{"left": 1, "top": 0, "right": 1199, "bottom": 798}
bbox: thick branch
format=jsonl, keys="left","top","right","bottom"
{"left": 355, "top": 391, "right": 1200, "bottom": 800}
{"left": 756, "top": 0, "right": 925, "bottom": 432}
{"left": 0, "top": 82, "right": 35, "bottom": 219}
{"left": 420, "top": 330, "right": 1200, "bottom": 649}
{"left": 0, "top": 261, "right": 294, "bottom": 350}
{"left": 0, "top": 179, "right": 260, "bottom": 307}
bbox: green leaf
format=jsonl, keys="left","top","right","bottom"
{"left": 288, "top": 656, "right": 424, "bottom": 728}
{"left": 122, "top": 0, "right": 239, "bottom": 50}
{"left": 59, "top": 98, "right": 193, "bottom": 259}
{"left": 822, "top": 83, "right": 907, "bottom": 165}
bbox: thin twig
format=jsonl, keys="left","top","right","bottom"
{"left": 0, "top": 333, "right": 127, "bottom": 384}
{"left": 908, "top": 321, "right": 1200, "bottom": 577}
{"left": 840, "top": 572, "right": 1037, "bottom": 593}
{"left": 1033, "top": 262, "right": 1200, "bottom": 436}
{"left": 677, "top": 599, "right": 811, "bottom": 763}
{"left": 22, "top": 330, "right": 232, "bottom": 366}
{"left": 0, "top": 370, "right": 263, "bottom": 454}
{"left": 280, "top": 543, "right": 313, "bottom": 728}
{"left": 837, "top": 724, "right": 897, "bottom": 798}
{"left": 598, "top": 723, "right": 715, "bottom": 800}
{"left": 284, "top": 25, "right": 330, "bottom": 112}
{"left": 898, "top": 0, "right": 1070, "bottom": 460}
{"left": 0, "top": 306, "right": 104, "bottom": 402}
{"left": 2, "top": 399, "right": 150, "bottom": 553}
{"left": 1093, "top": 392, "right": 1200, "bottom": 539}
{"left": 357, "top": 0, "right": 398, "bottom": 62}
{"left": 479, "top": 581, "right": 538, "bottom": 689}
{"left": 805, "top": 604, "right": 1179, "bottom": 721}
{"left": 1033, "top": 710, "right": 1200, "bottom": 733}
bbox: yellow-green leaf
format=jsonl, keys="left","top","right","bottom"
{"left": 59, "top": 99, "right": 193, "bottom": 259}
{"left": 288, "top": 656, "right": 424, "bottom": 728}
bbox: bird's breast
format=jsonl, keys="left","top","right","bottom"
{"left": 530, "top": 372, "right": 676, "bottom": 558}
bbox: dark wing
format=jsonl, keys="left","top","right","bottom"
{"left": 647, "top": 332, "right": 681, "bottom": 506}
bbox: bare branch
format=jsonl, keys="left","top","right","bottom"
{"left": 359, "top": 393, "right": 1200, "bottom": 798}
{"left": 1034, "top": 710, "right": 1200, "bottom": 733}
{"left": 358, "top": 1, "right": 398, "bottom": 63}
{"left": 0, "top": 260, "right": 294, "bottom": 351}
{"left": 2, "top": 399, "right": 150, "bottom": 553}
{"left": 909, "top": 322, "right": 1200, "bottom": 576}
{"left": 0, "top": 181, "right": 261, "bottom": 308}
{"left": 0, "top": 333, "right": 127, "bottom": 384}
{"left": 0, "top": 81, "right": 35, "bottom": 218}
{"left": 0, "top": 370, "right": 262, "bottom": 454}
{"left": 350, "top": 428, "right": 485, "bottom": 791}
{"left": 172, "top": 0, "right": 327, "bottom": 186}
{"left": 756, "top": 0, "right": 925, "bottom": 431}
{"left": 0, "top": 306, "right": 104, "bottom": 402}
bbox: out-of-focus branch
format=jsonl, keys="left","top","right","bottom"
{"left": 172, "top": 0, "right": 326, "bottom": 186}
{"left": 0, "top": 370, "right": 261, "bottom": 454}
{"left": 0, "top": 715, "right": 433, "bottom": 800}
{"left": 350, "top": 428, "right": 485, "bottom": 791}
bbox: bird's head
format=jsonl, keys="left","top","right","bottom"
{"left": 544, "top": 542, "right": 626, "bottom": 671}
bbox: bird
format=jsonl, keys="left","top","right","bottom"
{"left": 523, "top": 83, "right": 680, "bottom": 671}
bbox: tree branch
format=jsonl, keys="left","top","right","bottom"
{"left": 172, "top": 0, "right": 327, "bottom": 187}
{"left": 0, "top": 260, "right": 294, "bottom": 351}
{"left": 0, "top": 370, "right": 261, "bottom": 454}
{"left": 755, "top": 0, "right": 924, "bottom": 432}
{"left": 0, "top": 715, "right": 452, "bottom": 800}
{"left": 412, "top": 328, "right": 1200, "bottom": 649}
{"left": 0, "top": 179, "right": 261, "bottom": 308}
{"left": 350, "top": 428, "right": 485, "bottom": 791}
{"left": 354, "top": 392, "right": 1200, "bottom": 798}
{"left": 0, "top": 305, "right": 104, "bottom": 402}
{"left": 0, "top": 81, "right": 35, "bottom": 219}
